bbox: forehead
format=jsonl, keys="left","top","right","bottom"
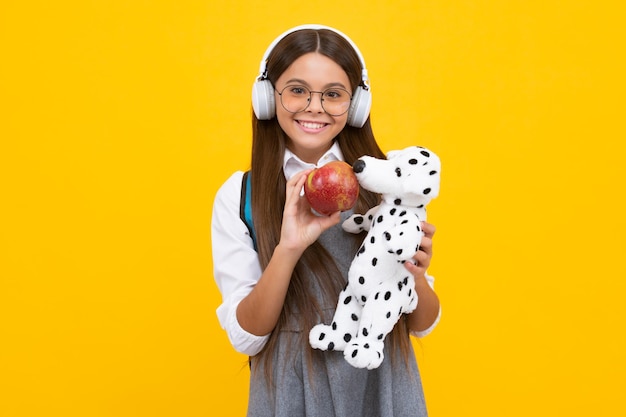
{"left": 276, "top": 52, "right": 350, "bottom": 89}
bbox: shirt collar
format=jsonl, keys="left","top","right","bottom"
{"left": 282, "top": 141, "right": 345, "bottom": 180}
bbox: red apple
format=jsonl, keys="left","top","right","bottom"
{"left": 304, "top": 161, "right": 359, "bottom": 215}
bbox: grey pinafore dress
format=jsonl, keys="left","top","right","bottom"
{"left": 247, "top": 212, "right": 429, "bottom": 417}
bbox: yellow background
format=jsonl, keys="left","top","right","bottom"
{"left": 2, "top": 1, "right": 625, "bottom": 416}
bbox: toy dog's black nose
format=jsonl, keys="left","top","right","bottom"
{"left": 353, "top": 159, "right": 366, "bottom": 173}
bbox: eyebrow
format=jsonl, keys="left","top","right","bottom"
{"left": 283, "top": 78, "right": 349, "bottom": 90}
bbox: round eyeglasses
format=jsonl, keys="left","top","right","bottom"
{"left": 276, "top": 85, "right": 352, "bottom": 116}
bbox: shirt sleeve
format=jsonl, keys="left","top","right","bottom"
{"left": 211, "top": 171, "right": 271, "bottom": 356}
{"left": 409, "top": 273, "right": 442, "bottom": 338}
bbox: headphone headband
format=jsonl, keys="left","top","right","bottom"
{"left": 256, "top": 24, "right": 369, "bottom": 89}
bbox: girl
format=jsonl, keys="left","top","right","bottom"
{"left": 212, "top": 24, "right": 440, "bottom": 417}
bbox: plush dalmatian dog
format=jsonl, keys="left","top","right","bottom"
{"left": 309, "top": 146, "right": 441, "bottom": 369}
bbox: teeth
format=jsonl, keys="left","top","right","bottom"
{"left": 300, "top": 121, "right": 325, "bottom": 129}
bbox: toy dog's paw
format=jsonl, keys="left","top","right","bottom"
{"left": 309, "top": 323, "right": 352, "bottom": 352}
{"left": 342, "top": 206, "right": 378, "bottom": 234}
{"left": 342, "top": 214, "right": 368, "bottom": 234}
{"left": 343, "top": 340, "right": 385, "bottom": 370}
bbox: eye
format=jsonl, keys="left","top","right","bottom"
{"left": 408, "top": 159, "right": 418, "bottom": 165}
{"left": 324, "top": 88, "right": 348, "bottom": 101}
{"left": 288, "top": 86, "right": 309, "bottom": 96}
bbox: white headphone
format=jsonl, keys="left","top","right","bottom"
{"left": 251, "top": 24, "right": 372, "bottom": 128}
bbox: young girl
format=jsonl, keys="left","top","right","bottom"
{"left": 212, "top": 24, "right": 441, "bottom": 417}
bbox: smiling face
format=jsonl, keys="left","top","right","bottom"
{"left": 273, "top": 52, "right": 351, "bottom": 164}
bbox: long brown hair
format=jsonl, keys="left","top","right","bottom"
{"left": 249, "top": 28, "right": 411, "bottom": 379}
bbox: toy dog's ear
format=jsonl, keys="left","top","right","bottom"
{"left": 387, "top": 146, "right": 418, "bottom": 160}
{"left": 408, "top": 163, "right": 441, "bottom": 199}
{"left": 401, "top": 176, "right": 439, "bottom": 201}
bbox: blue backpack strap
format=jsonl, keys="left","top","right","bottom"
{"left": 240, "top": 171, "right": 257, "bottom": 251}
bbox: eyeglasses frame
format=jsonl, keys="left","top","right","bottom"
{"left": 274, "top": 85, "right": 353, "bottom": 117}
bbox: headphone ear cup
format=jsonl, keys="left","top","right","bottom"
{"left": 252, "top": 80, "right": 276, "bottom": 120}
{"left": 347, "top": 86, "right": 372, "bottom": 128}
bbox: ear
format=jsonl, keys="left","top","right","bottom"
{"left": 386, "top": 150, "right": 400, "bottom": 160}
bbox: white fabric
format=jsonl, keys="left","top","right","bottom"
{"left": 212, "top": 171, "right": 268, "bottom": 355}
{"left": 211, "top": 142, "right": 439, "bottom": 355}
{"left": 282, "top": 141, "right": 344, "bottom": 180}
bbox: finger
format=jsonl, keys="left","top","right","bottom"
{"left": 413, "top": 248, "right": 430, "bottom": 267}
{"left": 287, "top": 169, "right": 313, "bottom": 186}
{"left": 420, "top": 221, "right": 436, "bottom": 238}
{"left": 404, "top": 258, "right": 426, "bottom": 277}
{"left": 285, "top": 171, "right": 311, "bottom": 206}
{"left": 287, "top": 171, "right": 307, "bottom": 193}
{"left": 413, "top": 250, "right": 431, "bottom": 271}
{"left": 419, "top": 236, "right": 433, "bottom": 255}
{"left": 318, "top": 211, "right": 341, "bottom": 228}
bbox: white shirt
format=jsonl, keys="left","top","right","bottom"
{"left": 211, "top": 142, "right": 439, "bottom": 356}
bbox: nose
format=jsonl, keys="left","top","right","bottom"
{"left": 306, "top": 91, "right": 324, "bottom": 112}
{"left": 353, "top": 159, "right": 366, "bottom": 173}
